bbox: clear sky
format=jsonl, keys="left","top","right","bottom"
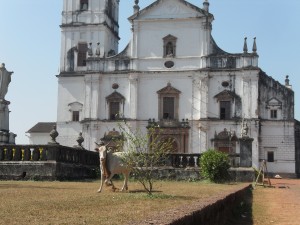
{"left": 0, "top": 0, "right": 299, "bottom": 144}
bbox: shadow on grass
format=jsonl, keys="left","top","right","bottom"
{"left": 225, "top": 187, "right": 254, "bottom": 225}
{"left": 0, "top": 183, "right": 76, "bottom": 190}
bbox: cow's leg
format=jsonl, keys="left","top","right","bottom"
{"left": 97, "top": 172, "right": 105, "bottom": 193}
{"left": 105, "top": 173, "right": 116, "bottom": 191}
{"left": 121, "top": 172, "right": 129, "bottom": 192}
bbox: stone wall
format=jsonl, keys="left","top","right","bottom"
{"left": 129, "top": 184, "right": 252, "bottom": 225}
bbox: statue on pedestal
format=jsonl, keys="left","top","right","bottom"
{"left": 0, "top": 63, "right": 16, "bottom": 144}
{"left": 0, "top": 63, "right": 13, "bottom": 101}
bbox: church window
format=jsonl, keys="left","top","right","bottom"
{"left": 266, "top": 98, "right": 282, "bottom": 120}
{"left": 214, "top": 90, "right": 241, "bottom": 120}
{"left": 72, "top": 111, "right": 80, "bottom": 122}
{"left": 80, "top": 0, "right": 88, "bottom": 11}
{"left": 77, "top": 43, "right": 88, "bottom": 67}
{"left": 109, "top": 102, "right": 120, "bottom": 120}
{"left": 220, "top": 101, "right": 231, "bottom": 120}
{"left": 267, "top": 151, "right": 274, "bottom": 162}
{"left": 270, "top": 110, "right": 277, "bottom": 119}
{"left": 157, "top": 83, "right": 181, "bottom": 121}
{"left": 106, "top": 91, "right": 125, "bottom": 121}
{"left": 163, "top": 35, "right": 177, "bottom": 58}
{"left": 163, "top": 97, "right": 175, "bottom": 119}
{"left": 68, "top": 102, "right": 83, "bottom": 122}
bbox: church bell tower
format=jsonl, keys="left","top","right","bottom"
{"left": 60, "top": 0, "right": 120, "bottom": 73}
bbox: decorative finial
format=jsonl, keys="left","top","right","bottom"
{"left": 252, "top": 37, "right": 257, "bottom": 53}
{"left": 49, "top": 125, "right": 59, "bottom": 145}
{"left": 285, "top": 75, "right": 290, "bottom": 86}
{"left": 96, "top": 42, "right": 100, "bottom": 56}
{"left": 285, "top": 75, "right": 292, "bottom": 90}
{"left": 203, "top": 0, "right": 210, "bottom": 12}
{"left": 75, "top": 132, "right": 84, "bottom": 149}
{"left": 134, "top": 0, "right": 140, "bottom": 14}
{"left": 243, "top": 37, "right": 248, "bottom": 54}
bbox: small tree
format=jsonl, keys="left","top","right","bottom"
{"left": 200, "top": 149, "right": 230, "bottom": 183}
{"left": 117, "top": 122, "right": 173, "bottom": 195}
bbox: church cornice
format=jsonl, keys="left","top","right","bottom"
{"left": 60, "top": 22, "right": 120, "bottom": 40}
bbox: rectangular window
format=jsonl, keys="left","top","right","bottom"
{"left": 163, "top": 97, "right": 175, "bottom": 119}
{"left": 72, "top": 111, "right": 80, "bottom": 122}
{"left": 220, "top": 101, "right": 231, "bottom": 120}
{"left": 110, "top": 102, "right": 120, "bottom": 120}
{"left": 270, "top": 110, "right": 277, "bottom": 119}
{"left": 80, "top": 0, "right": 88, "bottom": 10}
{"left": 267, "top": 151, "right": 274, "bottom": 162}
{"left": 77, "top": 43, "right": 87, "bottom": 67}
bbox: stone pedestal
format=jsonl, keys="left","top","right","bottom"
{"left": 0, "top": 100, "right": 16, "bottom": 145}
{"left": 239, "top": 137, "right": 254, "bottom": 167}
{"left": 0, "top": 100, "right": 10, "bottom": 132}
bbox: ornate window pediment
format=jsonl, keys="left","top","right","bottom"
{"left": 157, "top": 82, "right": 181, "bottom": 95}
{"left": 266, "top": 97, "right": 282, "bottom": 109}
{"left": 68, "top": 102, "right": 83, "bottom": 111}
{"left": 106, "top": 91, "right": 125, "bottom": 103}
{"left": 214, "top": 90, "right": 240, "bottom": 102}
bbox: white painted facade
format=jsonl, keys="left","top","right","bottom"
{"left": 54, "top": 0, "right": 297, "bottom": 175}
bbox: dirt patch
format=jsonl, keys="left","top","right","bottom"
{"left": 252, "top": 179, "right": 300, "bottom": 225}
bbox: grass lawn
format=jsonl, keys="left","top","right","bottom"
{"left": 0, "top": 180, "right": 247, "bottom": 225}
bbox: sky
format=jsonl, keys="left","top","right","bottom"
{"left": 0, "top": 0, "right": 299, "bottom": 144}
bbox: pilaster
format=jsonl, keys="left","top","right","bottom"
{"left": 84, "top": 74, "right": 102, "bottom": 120}
{"left": 129, "top": 73, "right": 139, "bottom": 119}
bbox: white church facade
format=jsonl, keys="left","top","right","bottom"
{"left": 29, "top": 0, "right": 298, "bottom": 176}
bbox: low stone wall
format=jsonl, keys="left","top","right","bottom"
{"left": 143, "top": 167, "right": 254, "bottom": 182}
{"left": 0, "top": 161, "right": 98, "bottom": 180}
{"left": 130, "top": 184, "right": 252, "bottom": 225}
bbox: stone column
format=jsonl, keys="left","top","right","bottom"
{"left": 239, "top": 137, "right": 254, "bottom": 167}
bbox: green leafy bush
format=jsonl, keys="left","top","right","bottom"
{"left": 200, "top": 149, "right": 230, "bottom": 183}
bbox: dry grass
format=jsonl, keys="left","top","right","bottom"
{"left": 0, "top": 180, "right": 246, "bottom": 225}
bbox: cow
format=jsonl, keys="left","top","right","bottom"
{"left": 95, "top": 142, "right": 131, "bottom": 193}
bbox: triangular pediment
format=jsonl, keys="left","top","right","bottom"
{"left": 157, "top": 83, "right": 181, "bottom": 95}
{"left": 106, "top": 91, "right": 125, "bottom": 102}
{"left": 129, "top": 0, "right": 210, "bottom": 21}
{"left": 214, "top": 90, "right": 240, "bottom": 102}
{"left": 267, "top": 97, "right": 282, "bottom": 107}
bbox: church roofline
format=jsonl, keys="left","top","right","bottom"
{"left": 128, "top": 0, "right": 213, "bottom": 21}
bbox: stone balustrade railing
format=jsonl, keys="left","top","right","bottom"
{"left": 0, "top": 145, "right": 240, "bottom": 169}
{"left": 167, "top": 153, "right": 240, "bottom": 168}
{"left": 0, "top": 145, "right": 99, "bottom": 166}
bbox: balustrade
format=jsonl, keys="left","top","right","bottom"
{"left": 0, "top": 145, "right": 239, "bottom": 169}
{"left": 0, "top": 145, "right": 99, "bottom": 166}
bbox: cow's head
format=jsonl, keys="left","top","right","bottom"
{"left": 95, "top": 142, "right": 107, "bottom": 162}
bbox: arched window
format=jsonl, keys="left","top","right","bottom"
{"left": 163, "top": 35, "right": 177, "bottom": 57}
